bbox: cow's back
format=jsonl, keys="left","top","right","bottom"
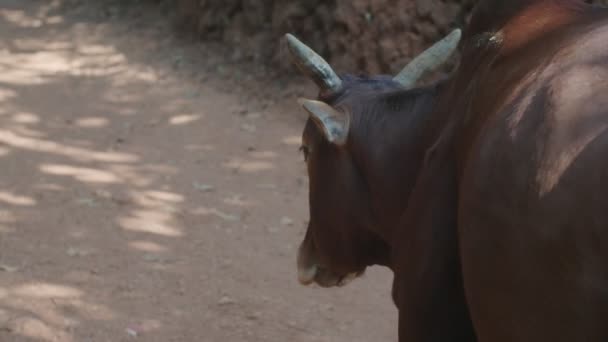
{"left": 457, "top": 14, "right": 608, "bottom": 342}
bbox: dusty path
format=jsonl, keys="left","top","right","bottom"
{"left": 0, "top": 1, "right": 396, "bottom": 341}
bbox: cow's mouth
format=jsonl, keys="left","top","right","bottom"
{"left": 298, "top": 264, "right": 365, "bottom": 288}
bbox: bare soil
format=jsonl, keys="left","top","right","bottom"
{"left": 174, "top": 0, "right": 474, "bottom": 74}
{"left": 0, "top": 1, "right": 397, "bottom": 341}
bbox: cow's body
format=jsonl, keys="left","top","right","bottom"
{"left": 287, "top": 1, "right": 608, "bottom": 341}
{"left": 453, "top": 2, "right": 608, "bottom": 340}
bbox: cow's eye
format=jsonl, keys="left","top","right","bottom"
{"left": 299, "top": 145, "right": 310, "bottom": 161}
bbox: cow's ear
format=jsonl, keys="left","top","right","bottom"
{"left": 298, "top": 98, "right": 350, "bottom": 146}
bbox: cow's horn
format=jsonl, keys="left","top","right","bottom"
{"left": 393, "top": 29, "right": 462, "bottom": 89}
{"left": 286, "top": 34, "right": 342, "bottom": 92}
{"left": 298, "top": 98, "right": 349, "bottom": 146}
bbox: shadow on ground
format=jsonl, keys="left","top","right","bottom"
{"left": 0, "top": 1, "right": 396, "bottom": 341}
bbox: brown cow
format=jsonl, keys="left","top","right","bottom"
{"left": 449, "top": 0, "right": 608, "bottom": 341}
{"left": 286, "top": 30, "right": 476, "bottom": 341}
{"left": 288, "top": 0, "right": 608, "bottom": 340}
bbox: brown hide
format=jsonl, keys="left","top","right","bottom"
{"left": 298, "top": 75, "right": 443, "bottom": 285}
{"left": 399, "top": 0, "right": 608, "bottom": 341}
{"left": 290, "top": 1, "right": 608, "bottom": 341}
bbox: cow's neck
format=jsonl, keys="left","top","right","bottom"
{"left": 349, "top": 84, "right": 448, "bottom": 247}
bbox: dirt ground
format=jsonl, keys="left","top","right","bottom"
{"left": 0, "top": 0, "right": 397, "bottom": 341}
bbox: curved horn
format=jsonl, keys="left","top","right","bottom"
{"left": 298, "top": 98, "right": 349, "bottom": 146}
{"left": 393, "top": 29, "right": 462, "bottom": 89}
{"left": 285, "top": 34, "right": 342, "bottom": 92}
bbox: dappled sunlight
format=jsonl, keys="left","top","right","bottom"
{"left": 282, "top": 135, "right": 302, "bottom": 146}
{"left": 143, "top": 190, "right": 184, "bottom": 203}
{"left": 10, "top": 125, "right": 47, "bottom": 138}
{"left": 0, "top": 51, "right": 75, "bottom": 85}
{"left": 13, "top": 283, "right": 82, "bottom": 299}
{"left": 118, "top": 189, "right": 186, "bottom": 237}
{"left": 169, "top": 114, "right": 202, "bottom": 125}
{"left": 105, "top": 164, "right": 158, "bottom": 188}
{"left": 0, "top": 191, "right": 36, "bottom": 206}
{"left": 0, "top": 28, "right": 157, "bottom": 89}
{"left": 77, "top": 44, "right": 118, "bottom": 56}
{"left": 0, "top": 0, "right": 376, "bottom": 340}
{"left": 531, "top": 64, "right": 608, "bottom": 196}
{"left": 40, "top": 164, "right": 121, "bottom": 184}
{"left": 0, "top": 9, "right": 44, "bottom": 28}
{"left": 129, "top": 240, "right": 168, "bottom": 252}
{"left": 249, "top": 150, "right": 278, "bottom": 159}
{"left": 0, "top": 129, "right": 138, "bottom": 163}
{"left": 0, "top": 0, "right": 63, "bottom": 28}
{"left": 11, "top": 112, "right": 40, "bottom": 124}
{"left": 0, "top": 281, "right": 117, "bottom": 342}
{"left": 118, "top": 209, "right": 183, "bottom": 237}
{"left": 74, "top": 117, "right": 109, "bottom": 128}
{"left": 5, "top": 316, "right": 75, "bottom": 342}
{"left": 130, "top": 189, "right": 184, "bottom": 208}
{"left": 33, "top": 183, "right": 65, "bottom": 192}
{"left": 11, "top": 39, "right": 72, "bottom": 52}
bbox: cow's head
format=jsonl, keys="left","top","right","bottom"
{"left": 286, "top": 30, "right": 461, "bottom": 287}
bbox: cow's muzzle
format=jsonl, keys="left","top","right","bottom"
{"left": 297, "top": 242, "right": 364, "bottom": 288}
{"left": 298, "top": 263, "right": 364, "bottom": 288}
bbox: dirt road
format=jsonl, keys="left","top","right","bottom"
{"left": 0, "top": 1, "right": 396, "bottom": 341}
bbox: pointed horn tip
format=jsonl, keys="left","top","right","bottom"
{"left": 284, "top": 33, "right": 301, "bottom": 48}
{"left": 297, "top": 98, "right": 317, "bottom": 109}
{"left": 448, "top": 28, "right": 462, "bottom": 41}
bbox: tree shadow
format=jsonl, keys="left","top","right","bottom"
{"left": 0, "top": 1, "right": 397, "bottom": 341}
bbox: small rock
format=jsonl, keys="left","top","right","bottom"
{"left": 94, "top": 189, "right": 112, "bottom": 199}
{"left": 126, "top": 327, "right": 138, "bottom": 337}
{"left": 67, "top": 247, "right": 91, "bottom": 257}
{"left": 244, "top": 112, "right": 262, "bottom": 120}
{"left": 246, "top": 312, "right": 260, "bottom": 320}
{"left": 320, "top": 304, "right": 335, "bottom": 312}
{"left": 193, "top": 182, "right": 215, "bottom": 193}
{"left": 218, "top": 296, "right": 236, "bottom": 306}
{"left": 76, "top": 198, "right": 97, "bottom": 207}
{"left": 240, "top": 123, "right": 256, "bottom": 133}
{"left": 172, "top": 54, "right": 184, "bottom": 69}
{"left": 230, "top": 105, "right": 248, "bottom": 115}
{"left": 186, "top": 91, "right": 200, "bottom": 99}
{"left": 142, "top": 254, "right": 160, "bottom": 262}
{"left": 280, "top": 217, "right": 294, "bottom": 226}
{"left": 0, "top": 264, "right": 19, "bottom": 272}
{"left": 213, "top": 210, "right": 240, "bottom": 222}
{"left": 143, "top": 254, "right": 176, "bottom": 264}
{"left": 267, "top": 226, "right": 279, "bottom": 234}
